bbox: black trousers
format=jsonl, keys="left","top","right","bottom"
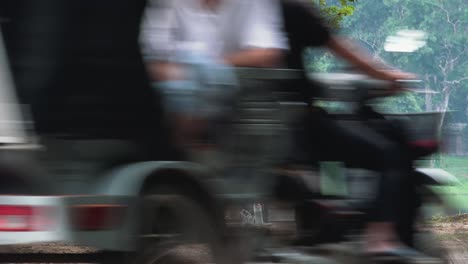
{"left": 293, "top": 107, "right": 417, "bottom": 228}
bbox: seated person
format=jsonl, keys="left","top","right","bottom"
{"left": 278, "top": 0, "right": 438, "bottom": 262}
{"left": 139, "top": 0, "right": 287, "bottom": 155}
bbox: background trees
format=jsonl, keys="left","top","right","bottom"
{"left": 310, "top": 0, "right": 467, "bottom": 118}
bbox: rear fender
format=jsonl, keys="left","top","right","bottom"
{"left": 92, "top": 161, "right": 224, "bottom": 232}
{"left": 415, "top": 168, "right": 460, "bottom": 186}
{"left": 93, "top": 161, "right": 211, "bottom": 196}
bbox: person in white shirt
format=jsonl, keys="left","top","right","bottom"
{"left": 140, "top": 0, "right": 287, "bottom": 153}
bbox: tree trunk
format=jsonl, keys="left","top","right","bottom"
{"left": 424, "top": 75, "right": 433, "bottom": 111}
{"left": 437, "top": 85, "right": 451, "bottom": 130}
{"left": 466, "top": 94, "right": 468, "bottom": 123}
{"left": 425, "top": 86, "right": 432, "bottom": 111}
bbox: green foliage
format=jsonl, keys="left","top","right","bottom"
{"left": 303, "top": 48, "right": 338, "bottom": 72}
{"left": 429, "top": 155, "right": 468, "bottom": 214}
{"left": 349, "top": 0, "right": 467, "bottom": 115}
{"left": 315, "top": 0, "right": 357, "bottom": 28}
{"left": 306, "top": 0, "right": 468, "bottom": 116}
{"left": 304, "top": 1, "right": 358, "bottom": 72}
{"left": 377, "top": 93, "right": 424, "bottom": 113}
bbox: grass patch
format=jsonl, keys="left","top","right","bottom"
{"left": 424, "top": 155, "right": 468, "bottom": 212}
{"left": 431, "top": 183, "right": 468, "bottom": 212}
{"left": 429, "top": 213, "right": 468, "bottom": 224}
{"left": 418, "top": 155, "right": 468, "bottom": 178}
{"left": 434, "top": 232, "right": 468, "bottom": 241}
{"left": 438, "top": 155, "right": 468, "bottom": 178}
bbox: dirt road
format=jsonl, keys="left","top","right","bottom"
{"left": 423, "top": 214, "right": 468, "bottom": 264}
{"left": 1, "top": 215, "right": 467, "bottom": 264}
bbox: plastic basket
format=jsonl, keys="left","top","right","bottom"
{"left": 384, "top": 112, "right": 444, "bottom": 143}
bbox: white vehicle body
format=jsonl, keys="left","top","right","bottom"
{"left": 0, "top": 28, "right": 221, "bottom": 253}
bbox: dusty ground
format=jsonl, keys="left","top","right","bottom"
{"left": 420, "top": 214, "right": 468, "bottom": 263}
{"left": 0, "top": 243, "right": 97, "bottom": 254}
{"left": 1, "top": 216, "right": 468, "bottom": 264}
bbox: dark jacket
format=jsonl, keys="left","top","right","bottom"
{"left": 279, "top": 0, "right": 332, "bottom": 100}
{"left": 280, "top": 0, "right": 331, "bottom": 69}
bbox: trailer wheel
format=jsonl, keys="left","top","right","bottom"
{"left": 133, "top": 187, "right": 226, "bottom": 264}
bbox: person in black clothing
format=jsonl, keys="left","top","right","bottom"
{"left": 279, "top": 0, "right": 436, "bottom": 261}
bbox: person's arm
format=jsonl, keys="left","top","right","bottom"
{"left": 146, "top": 61, "right": 184, "bottom": 81}
{"left": 223, "top": 48, "right": 284, "bottom": 67}
{"left": 327, "top": 36, "right": 414, "bottom": 81}
{"left": 283, "top": 1, "right": 413, "bottom": 81}
{"left": 226, "top": 0, "right": 287, "bottom": 68}
{"left": 140, "top": 0, "right": 183, "bottom": 81}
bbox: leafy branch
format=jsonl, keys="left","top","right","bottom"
{"left": 315, "top": 0, "right": 358, "bottom": 28}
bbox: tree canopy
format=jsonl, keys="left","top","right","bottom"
{"left": 309, "top": 0, "right": 468, "bottom": 120}
{"left": 316, "top": 0, "right": 357, "bottom": 28}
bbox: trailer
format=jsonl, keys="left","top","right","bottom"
{"left": 0, "top": 22, "right": 302, "bottom": 262}
{"left": 0, "top": 25, "right": 237, "bottom": 263}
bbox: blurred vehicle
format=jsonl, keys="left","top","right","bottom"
{"left": 0, "top": 2, "right": 455, "bottom": 262}
{"left": 0, "top": 3, "right": 227, "bottom": 263}
{"left": 262, "top": 70, "right": 458, "bottom": 263}
{"left": 190, "top": 67, "right": 458, "bottom": 264}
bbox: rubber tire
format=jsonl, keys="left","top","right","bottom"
{"left": 132, "top": 187, "right": 228, "bottom": 264}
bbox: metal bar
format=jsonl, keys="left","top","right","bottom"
{"left": 235, "top": 68, "right": 303, "bottom": 80}
{"left": 140, "top": 234, "right": 180, "bottom": 239}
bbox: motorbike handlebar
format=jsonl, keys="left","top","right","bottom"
{"left": 308, "top": 72, "right": 431, "bottom": 101}
{"left": 173, "top": 67, "right": 433, "bottom": 102}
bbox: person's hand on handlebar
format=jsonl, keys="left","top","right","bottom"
{"left": 378, "top": 70, "right": 418, "bottom": 94}
{"left": 378, "top": 70, "right": 416, "bottom": 82}
{"left": 327, "top": 36, "right": 417, "bottom": 93}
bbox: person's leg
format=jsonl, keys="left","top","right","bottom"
{"left": 296, "top": 109, "right": 414, "bottom": 251}
{"left": 329, "top": 119, "right": 422, "bottom": 250}
{"left": 155, "top": 79, "right": 214, "bottom": 157}
{"left": 296, "top": 108, "right": 406, "bottom": 168}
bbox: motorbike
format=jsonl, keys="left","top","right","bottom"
{"left": 152, "top": 67, "right": 457, "bottom": 264}
{"left": 252, "top": 71, "right": 459, "bottom": 262}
